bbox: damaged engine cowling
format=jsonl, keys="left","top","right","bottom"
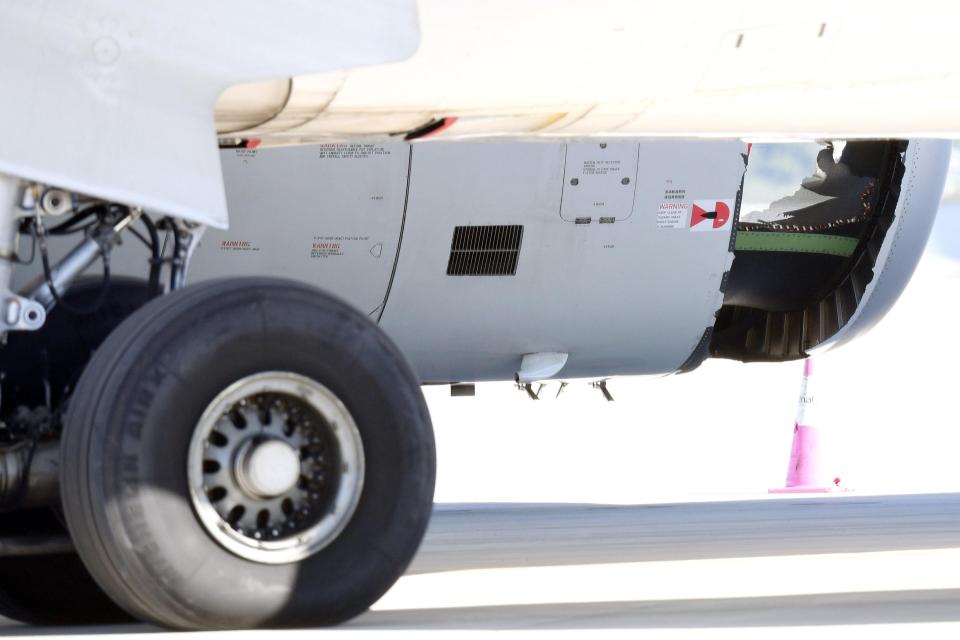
{"left": 712, "top": 140, "right": 950, "bottom": 362}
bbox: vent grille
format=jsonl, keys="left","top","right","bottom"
{"left": 446, "top": 225, "right": 523, "bottom": 276}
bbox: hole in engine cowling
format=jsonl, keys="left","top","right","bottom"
{"left": 710, "top": 140, "right": 907, "bottom": 362}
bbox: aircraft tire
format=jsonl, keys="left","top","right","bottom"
{"left": 60, "top": 277, "right": 435, "bottom": 629}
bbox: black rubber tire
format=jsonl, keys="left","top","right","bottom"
{"left": 61, "top": 278, "right": 436, "bottom": 630}
{"left": 0, "top": 278, "right": 150, "bottom": 626}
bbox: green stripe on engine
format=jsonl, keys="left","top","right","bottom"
{"left": 734, "top": 231, "right": 859, "bottom": 258}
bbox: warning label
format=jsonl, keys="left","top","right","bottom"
{"left": 316, "top": 144, "right": 393, "bottom": 160}
{"left": 310, "top": 234, "right": 371, "bottom": 259}
{"left": 689, "top": 199, "right": 734, "bottom": 232}
{"left": 219, "top": 239, "right": 260, "bottom": 252}
{"left": 310, "top": 241, "right": 342, "bottom": 259}
{"left": 657, "top": 202, "right": 689, "bottom": 229}
{"left": 580, "top": 159, "right": 622, "bottom": 176}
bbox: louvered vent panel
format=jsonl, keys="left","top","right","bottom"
{"left": 446, "top": 225, "right": 523, "bottom": 276}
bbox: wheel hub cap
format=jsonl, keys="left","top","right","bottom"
{"left": 235, "top": 438, "right": 301, "bottom": 499}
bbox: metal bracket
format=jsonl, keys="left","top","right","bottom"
{"left": 169, "top": 221, "right": 205, "bottom": 290}
{"left": 591, "top": 379, "right": 615, "bottom": 402}
{"left": 0, "top": 175, "right": 44, "bottom": 335}
{"left": 516, "top": 382, "right": 544, "bottom": 400}
{"left": 0, "top": 293, "right": 45, "bottom": 332}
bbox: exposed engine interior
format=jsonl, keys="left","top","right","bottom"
{"left": 712, "top": 140, "right": 907, "bottom": 361}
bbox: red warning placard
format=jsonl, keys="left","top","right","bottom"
{"left": 689, "top": 199, "right": 733, "bottom": 231}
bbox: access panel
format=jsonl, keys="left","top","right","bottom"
{"left": 188, "top": 144, "right": 409, "bottom": 316}
{"left": 379, "top": 141, "right": 747, "bottom": 382}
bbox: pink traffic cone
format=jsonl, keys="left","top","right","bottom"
{"left": 769, "top": 358, "right": 844, "bottom": 493}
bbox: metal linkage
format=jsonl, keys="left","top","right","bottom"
{"left": 23, "top": 208, "right": 138, "bottom": 309}
{"left": 0, "top": 175, "right": 45, "bottom": 335}
{"left": 167, "top": 221, "right": 204, "bottom": 291}
{"left": 591, "top": 379, "right": 615, "bottom": 402}
{"left": 0, "top": 172, "right": 206, "bottom": 334}
{"left": 0, "top": 174, "right": 144, "bottom": 334}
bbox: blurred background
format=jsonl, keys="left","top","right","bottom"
{"left": 423, "top": 141, "right": 960, "bottom": 504}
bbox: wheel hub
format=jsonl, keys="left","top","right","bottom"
{"left": 187, "top": 372, "right": 364, "bottom": 564}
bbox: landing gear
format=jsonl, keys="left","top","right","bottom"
{"left": 0, "top": 177, "right": 435, "bottom": 629}
{"left": 60, "top": 278, "right": 436, "bottom": 629}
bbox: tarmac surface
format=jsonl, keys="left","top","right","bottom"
{"left": 2, "top": 492, "right": 959, "bottom": 636}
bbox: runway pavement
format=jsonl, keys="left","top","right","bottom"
{"left": 359, "top": 492, "right": 960, "bottom": 630}
{"left": 409, "top": 492, "right": 960, "bottom": 573}
{"left": 1, "top": 492, "right": 959, "bottom": 636}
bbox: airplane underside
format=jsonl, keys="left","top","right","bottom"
{"left": 0, "top": 136, "right": 947, "bottom": 630}
{"left": 0, "top": 0, "right": 954, "bottom": 631}
{"left": 109, "top": 138, "right": 941, "bottom": 379}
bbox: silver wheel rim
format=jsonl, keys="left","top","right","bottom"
{"left": 187, "top": 372, "right": 364, "bottom": 564}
